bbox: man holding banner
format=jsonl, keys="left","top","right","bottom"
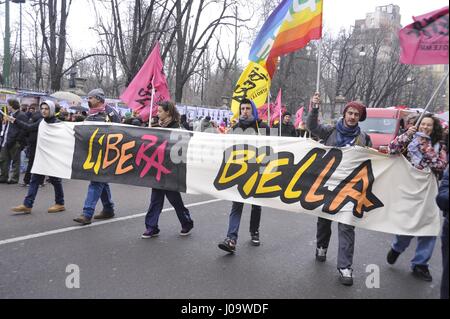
{"left": 218, "top": 98, "right": 269, "bottom": 253}
{"left": 307, "top": 92, "right": 372, "bottom": 286}
{"left": 74, "top": 88, "right": 120, "bottom": 225}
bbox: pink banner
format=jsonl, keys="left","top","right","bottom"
{"left": 399, "top": 6, "right": 449, "bottom": 65}
{"left": 294, "top": 106, "right": 304, "bottom": 128}
{"left": 271, "top": 89, "right": 282, "bottom": 125}
{"left": 120, "top": 42, "right": 171, "bottom": 121}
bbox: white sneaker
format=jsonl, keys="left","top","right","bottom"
{"left": 315, "top": 247, "right": 327, "bottom": 262}
{"left": 338, "top": 268, "right": 353, "bottom": 286}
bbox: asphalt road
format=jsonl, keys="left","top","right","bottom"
{"left": 0, "top": 178, "right": 443, "bottom": 299}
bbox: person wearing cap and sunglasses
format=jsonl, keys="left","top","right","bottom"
{"left": 6, "top": 100, "right": 65, "bottom": 214}
{"left": 73, "top": 88, "right": 120, "bottom": 225}
{"left": 306, "top": 92, "right": 372, "bottom": 286}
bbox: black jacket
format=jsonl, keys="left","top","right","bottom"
{"left": 165, "top": 120, "right": 180, "bottom": 129}
{"left": 25, "top": 112, "right": 43, "bottom": 146}
{"left": 85, "top": 104, "right": 120, "bottom": 123}
{"left": 5, "top": 110, "right": 29, "bottom": 148}
{"left": 14, "top": 115, "right": 59, "bottom": 133}
{"left": 437, "top": 167, "right": 449, "bottom": 217}
{"left": 274, "top": 122, "right": 297, "bottom": 137}
{"left": 231, "top": 119, "right": 269, "bottom": 136}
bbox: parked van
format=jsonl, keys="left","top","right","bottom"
{"left": 358, "top": 107, "right": 421, "bottom": 152}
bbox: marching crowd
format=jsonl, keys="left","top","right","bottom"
{"left": 0, "top": 88, "right": 448, "bottom": 297}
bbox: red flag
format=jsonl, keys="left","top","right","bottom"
{"left": 399, "top": 6, "right": 449, "bottom": 65}
{"left": 120, "top": 42, "right": 171, "bottom": 122}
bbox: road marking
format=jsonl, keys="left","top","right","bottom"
{"left": 0, "top": 198, "right": 223, "bottom": 246}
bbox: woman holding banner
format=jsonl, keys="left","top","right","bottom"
{"left": 141, "top": 101, "right": 194, "bottom": 238}
{"left": 386, "top": 114, "right": 447, "bottom": 281}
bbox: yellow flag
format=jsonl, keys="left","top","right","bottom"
{"left": 231, "top": 61, "right": 271, "bottom": 120}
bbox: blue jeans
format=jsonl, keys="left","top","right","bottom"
{"left": 82, "top": 182, "right": 114, "bottom": 218}
{"left": 145, "top": 188, "right": 193, "bottom": 230}
{"left": 226, "top": 202, "right": 261, "bottom": 242}
{"left": 392, "top": 235, "right": 437, "bottom": 268}
{"left": 23, "top": 174, "right": 64, "bottom": 208}
{"left": 441, "top": 216, "right": 449, "bottom": 299}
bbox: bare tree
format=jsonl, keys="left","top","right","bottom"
{"left": 109, "top": 0, "right": 183, "bottom": 85}
{"left": 25, "top": 4, "right": 46, "bottom": 90}
{"left": 38, "top": 0, "right": 72, "bottom": 91}
{"left": 173, "top": 0, "right": 236, "bottom": 102}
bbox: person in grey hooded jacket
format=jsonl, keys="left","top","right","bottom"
{"left": 7, "top": 100, "right": 65, "bottom": 214}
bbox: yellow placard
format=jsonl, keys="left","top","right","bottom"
{"left": 231, "top": 62, "right": 271, "bottom": 120}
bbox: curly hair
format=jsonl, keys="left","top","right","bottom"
{"left": 418, "top": 114, "right": 443, "bottom": 145}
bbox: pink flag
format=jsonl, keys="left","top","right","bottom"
{"left": 294, "top": 106, "right": 304, "bottom": 128}
{"left": 120, "top": 42, "right": 171, "bottom": 122}
{"left": 257, "top": 103, "right": 270, "bottom": 121}
{"left": 271, "top": 89, "right": 282, "bottom": 125}
{"left": 399, "top": 6, "right": 449, "bottom": 65}
{"left": 256, "top": 100, "right": 286, "bottom": 125}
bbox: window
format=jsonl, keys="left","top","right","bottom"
{"left": 359, "top": 118, "right": 398, "bottom": 134}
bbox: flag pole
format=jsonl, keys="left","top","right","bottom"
{"left": 416, "top": 70, "right": 449, "bottom": 127}
{"left": 315, "top": 40, "right": 322, "bottom": 93}
{"left": 279, "top": 89, "right": 282, "bottom": 137}
{"left": 279, "top": 107, "right": 282, "bottom": 136}
{"left": 149, "top": 77, "right": 155, "bottom": 128}
{"left": 267, "top": 83, "right": 271, "bottom": 128}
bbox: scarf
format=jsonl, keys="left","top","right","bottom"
{"left": 407, "top": 132, "right": 431, "bottom": 167}
{"left": 335, "top": 119, "right": 361, "bottom": 147}
{"left": 158, "top": 116, "right": 173, "bottom": 128}
{"left": 238, "top": 114, "right": 256, "bottom": 127}
{"left": 88, "top": 104, "right": 106, "bottom": 115}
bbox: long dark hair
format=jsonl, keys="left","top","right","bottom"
{"left": 417, "top": 114, "right": 443, "bottom": 145}
{"left": 158, "top": 100, "right": 180, "bottom": 123}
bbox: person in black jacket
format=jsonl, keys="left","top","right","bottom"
{"left": 22, "top": 109, "right": 43, "bottom": 186}
{"left": 74, "top": 88, "right": 120, "bottom": 225}
{"left": 218, "top": 98, "right": 269, "bottom": 253}
{"left": 7, "top": 100, "right": 65, "bottom": 214}
{"left": 0, "top": 99, "right": 28, "bottom": 184}
{"left": 141, "top": 101, "right": 194, "bottom": 238}
{"left": 437, "top": 166, "right": 449, "bottom": 299}
{"left": 273, "top": 111, "right": 297, "bottom": 137}
{"left": 180, "top": 114, "right": 192, "bottom": 131}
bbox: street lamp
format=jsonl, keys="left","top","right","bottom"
{"left": 2, "top": 0, "right": 11, "bottom": 87}
{"left": 221, "top": 96, "right": 230, "bottom": 109}
{"left": 306, "top": 45, "right": 312, "bottom": 56}
{"left": 12, "top": 0, "right": 25, "bottom": 88}
{"left": 359, "top": 46, "right": 366, "bottom": 57}
{"left": 406, "top": 76, "right": 414, "bottom": 106}
{"left": 334, "top": 92, "right": 346, "bottom": 119}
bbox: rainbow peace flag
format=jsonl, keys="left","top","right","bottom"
{"left": 231, "top": 0, "right": 323, "bottom": 119}
{"left": 250, "top": 0, "right": 323, "bottom": 77}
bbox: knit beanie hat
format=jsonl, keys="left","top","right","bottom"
{"left": 343, "top": 101, "right": 367, "bottom": 122}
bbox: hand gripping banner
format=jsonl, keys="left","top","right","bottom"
{"left": 32, "top": 121, "right": 441, "bottom": 236}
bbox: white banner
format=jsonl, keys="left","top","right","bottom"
{"left": 32, "top": 121, "right": 441, "bottom": 236}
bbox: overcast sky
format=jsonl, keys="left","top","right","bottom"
{"left": 1, "top": 0, "right": 448, "bottom": 62}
